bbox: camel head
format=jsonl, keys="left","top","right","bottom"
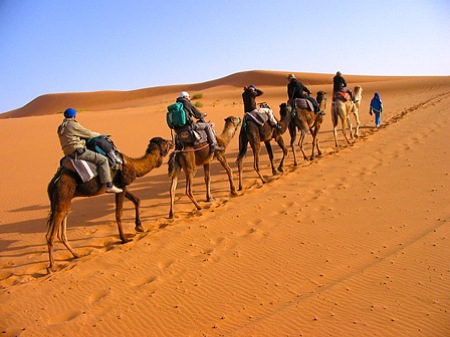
{"left": 279, "top": 102, "right": 292, "bottom": 117}
{"left": 146, "top": 137, "right": 173, "bottom": 157}
{"left": 224, "top": 116, "right": 242, "bottom": 128}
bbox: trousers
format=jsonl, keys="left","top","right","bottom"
{"left": 76, "top": 148, "right": 111, "bottom": 184}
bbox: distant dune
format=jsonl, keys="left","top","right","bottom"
{"left": 0, "top": 70, "right": 415, "bottom": 118}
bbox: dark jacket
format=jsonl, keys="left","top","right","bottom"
{"left": 287, "top": 79, "right": 311, "bottom": 100}
{"left": 242, "top": 88, "right": 263, "bottom": 112}
{"left": 176, "top": 97, "right": 206, "bottom": 125}
{"left": 333, "top": 74, "right": 347, "bottom": 92}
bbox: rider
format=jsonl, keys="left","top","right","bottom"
{"left": 176, "top": 91, "right": 224, "bottom": 152}
{"left": 286, "top": 74, "right": 323, "bottom": 115}
{"left": 57, "top": 108, "right": 123, "bottom": 193}
{"left": 333, "top": 71, "right": 355, "bottom": 102}
{"left": 242, "top": 84, "right": 281, "bottom": 128}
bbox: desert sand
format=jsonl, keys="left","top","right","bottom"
{"left": 0, "top": 70, "right": 449, "bottom": 336}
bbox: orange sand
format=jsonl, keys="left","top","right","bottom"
{"left": 0, "top": 70, "right": 449, "bottom": 336}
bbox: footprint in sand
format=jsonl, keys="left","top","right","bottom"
{"left": 49, "top": 309, "right": 84, "bottom": 325}
{"left": 129, "top": 275, "right": 159, "bottom": 287}
{"left": 88, "top": 289, "right": 110, "bottom": 304}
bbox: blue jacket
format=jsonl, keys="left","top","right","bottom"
{"left": 370, "top": 92, "right": 383, "bottom": 112}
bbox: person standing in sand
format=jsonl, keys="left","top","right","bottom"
{"left": 57, "top": 108, "right": 123, "bottom": 193}
{"left": 369, "top": 92, "right": 383, "bottom": 128}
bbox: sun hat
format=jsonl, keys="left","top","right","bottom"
{"left": 287, "top": 74, "right": 295, "bottom": 79}
{"left": 64, "top": 108, "right": 77, "bottom": 118}
{"left": 179, "top": 91, "right": 190, "bottom": 98}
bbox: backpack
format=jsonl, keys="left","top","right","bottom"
{"left": 166, "top": 102, "right": 187, "bottom": 128}
{"left": 86, "top": 135, "right": 114, "bottom": 156}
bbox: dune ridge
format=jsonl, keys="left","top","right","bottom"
{"left": 0, "top": 70, "right": 430, "bottom": 118}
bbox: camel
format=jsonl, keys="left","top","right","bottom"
{"left": 46, "top": 137, "right": 172, "bottom": 272}
{"left": 236, "top": 103, "right": 291, "bottom": 191}
{"left": 332, "top": 85, "right": 363, "bottom": 150}
{"left": 289, "top": 91, "right": 328, "bottom": 165}
{"left": 168, "top": 116, "right": 242, "bottom": 219}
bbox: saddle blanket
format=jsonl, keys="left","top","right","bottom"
{"left": 294, "top": 98, "right": 314, "bottom": 111}
{"left": 175, "top": 128, "right": 208, "bottom": 148}
{"left": 334, "top": 91, "right": 351, "bottom": 101}
{"left": 61, "top": 156, "right": 96, "bottom": 182}
{"left": 245, "top": 109, "right": 269, "bottom": 126}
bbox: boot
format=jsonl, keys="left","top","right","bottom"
{"left": 211, "top": 143, "right": 224, "bottom": 152}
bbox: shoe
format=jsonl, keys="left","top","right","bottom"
{"left": 272, "top": 123, "right": 282, "bottom": 129}
{"left": 317, "top": 111, "right": 326, "bottom": 115}
{"left": 211, "top": 145, "right": 224, "bottom": 152}
{"left": 106, "top": 185, "right": 123, "bottom": 193}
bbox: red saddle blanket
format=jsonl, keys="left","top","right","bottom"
{"left": 333, "top": 91, "right": 351, "bottom": 101}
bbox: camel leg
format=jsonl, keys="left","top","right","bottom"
{"left": 169, "top": 174, "right": 179, "bottom": 219}
{"left": 311, "top": 126, "right": 322, "bottom": 160}
{"left": 236, "top": 155, "right": 244, "bottom": 191}
{"left": 346, "top": 115, "right": 355, "bottom": 141}
{"left": 264, "top": 141, "right": 277, "bottom": 176}
{"left": 252, "top": 142, "right": 266, "bottom": 183}
{"left": 331, "top": 105, "right": 340, "bottom": 150}
{"left": 353, "top": 110, "right": 361, "bottom": 138}
{"left": 123, "top": 190, "right": 144, "bottom": 233}
{"left": 46, "top": 208, "right": 75, "bottom": 272}
{"left": 289, "top": 123, "right": 298, "bottom": 166}
{"left": 204, "top": 163, "right": 213, "bottom": 202}
{"left": 113, "top": 191, "right": 133, "bottom": 243}
{"left": 298, "top": 130, "right": 308, "bottom": 161}
{"left": 217, "top": 153, "right": 237, "bottom": 195}
{"left": 275, "top": 137, "right": 287, "bottom": 173}
{"left": 57, "top": 214, "right": 79, "bottom": 259}
{"left": 236, "top": 127, "right": 248, "bottom": 191}
{"left": 185, "top": 168, "right": 202, "bottom": 211}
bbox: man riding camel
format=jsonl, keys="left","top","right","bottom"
{"left": 333, "top": 71, "right": 356, "bottom": 102}
{"left": 242, "top": 84, "right": 281, "bottom": 128}
{"left": 287, "top": 74, "right": 324, "bottom": 115}
{"left": 175, "top": 91, "right": 224, "bottom": 152}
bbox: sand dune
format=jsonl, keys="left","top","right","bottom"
{"left": 0, "top": 71, "right": 449, "bottom": 336}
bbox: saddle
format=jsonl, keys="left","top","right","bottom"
{"left": 244, "top": 102, "right": 272, "bottom": 126}
{"left": 294, "top": 98, "right": 314, "bottom": 111}
{"left": 59, "top": 135, "right": 123, "bottom": 183}
{"left": 174, "top": 124, "right": 208, "bottom": 150}
{"left": 333, "top": 91, "right": 352, "bottom": 102}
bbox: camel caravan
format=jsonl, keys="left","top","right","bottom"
{"left": 46, "top": 73, "right": 362, "bottom": 272}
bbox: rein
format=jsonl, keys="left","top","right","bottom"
{"left": 173, "top": 143, "right": 209, "bottom": 153}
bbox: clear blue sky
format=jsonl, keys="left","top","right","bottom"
{"left": 1, "top": 0, "right": 449, "bottom": 113}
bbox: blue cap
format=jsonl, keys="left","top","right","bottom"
{"left": 64, "top": 108, "right": 77, "bottom": 118}
{"left": 249, "top": 84, "right": 256, "bottom": 89}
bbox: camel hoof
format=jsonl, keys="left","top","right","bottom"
{"left": 230, "top": 190, "right": 238, "bottom": 196}
{"left": 135, "top": 225, "right": 145, "bottom": 233}
{"left": 121, "top": 238, "right": 132, "bottom": 244}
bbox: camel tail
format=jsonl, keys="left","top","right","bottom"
{"left": 167, "top": 152, "right": 180, "bottom": 178}
{"left": 237, "top": 127, "right": 249, "bottom": 158}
